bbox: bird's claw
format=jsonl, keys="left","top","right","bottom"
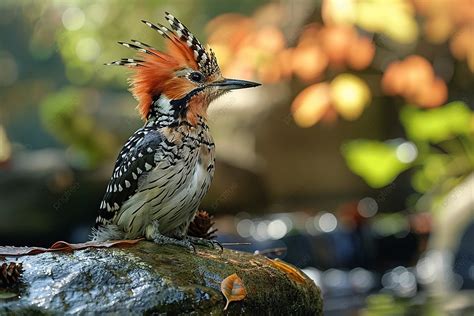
{"left": 150, "top": 230, "right": 222, "bottom": 253}
{"left": 186, "top": 236, "right": 223, "bottom": 253}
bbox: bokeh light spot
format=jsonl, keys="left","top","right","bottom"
{"left": 254, "top": 221, "right": 270, "bottom": 241}
{"left": 236, "top": 219, "right": 254, "bottom": 238}
{"left": 322, "top": 0, "right": 356, "bottom": 25}
{"left": 62, "top": 7, "right": 85, "bottom": 31}
{"left": 396, "top": 141, "right": 418, "bottom": 163}
{"left": 330, "top": 74, "right": 371, "bottom": 120}
{"left": 357, "top": 197, "right": 378, "bottom": 218}
{"left": 318, "top": 213, "right": 338, "bottom": 232}
{"left": 267, "top": 219, "right": 288, "bottom": 240}
{"left": 76, "top": 37, "right": 101, "bottom": 62}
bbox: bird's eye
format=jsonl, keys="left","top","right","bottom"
{"left": 189, "top": 72, "right": 204, "bottom": 83}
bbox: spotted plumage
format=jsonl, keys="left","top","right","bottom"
{"left": 93, "top": 13, "right": 259, "bottom": 247}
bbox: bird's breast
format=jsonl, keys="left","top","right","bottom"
{"left": 116, "top": 125, "right": 215, "bottom": 238}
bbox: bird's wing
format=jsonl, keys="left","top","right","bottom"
{"left": 95, "top": 128, "right": 164, "bottom": 227}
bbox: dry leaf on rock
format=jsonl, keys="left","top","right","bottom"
{"left": 220, "top": 273, "right": 247, "bottom": 310}
{"left": 0, "top": 238, "right": 144, "bottom": 256}
{"left": 267, "top": 258, "right": 306, "bottom": 284}
{"left": 49, "top": 239, "right": 144, "bottom": 251}
{"left": 0, "top": 246, "right": 50, "bottom": 256}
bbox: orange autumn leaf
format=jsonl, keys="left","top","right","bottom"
{"left": 292, "top": 45, "right": 328, "bottom": 82}
{"left": 413, "top": 77, "right": 448, "bottom": 108}
{"left": 403, "top": 55, "right": 435, "bottom": 98}
{"left": 267, "top": 258, "right": 307, "bottom": 284}
{"left": 291, "top": 83, "right": 331, "bottom": 128}
{"left": 382, "top": 61, "right": 404, "bottom": 95}
{"left": 320, "top": 25, "right": 356, "bottom": 66}
{"left": 347, "top": 36, "right": 375, "bottom": 70}
{"left": 220, "top": 273, "right": 247, "bottom": 311}
{"left": 381, "top": 55, "right": 447, "bottom": 108}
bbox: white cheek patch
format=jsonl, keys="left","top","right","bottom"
{"left": 157, "top": 95, "right": 172, "bottom": 113}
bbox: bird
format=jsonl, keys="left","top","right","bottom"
{"left": 90, "top": 12, "right": 260, "bottom": 250}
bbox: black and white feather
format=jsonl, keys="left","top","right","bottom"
{"left": 164, "top": 12, "right": 220, "bottom": 77}
{"left": 95, "top": 128, "right": 163, "bottom": 226}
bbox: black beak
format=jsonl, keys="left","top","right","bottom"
{"left": 212, "top": 78, "right": 261, "bottom": 90}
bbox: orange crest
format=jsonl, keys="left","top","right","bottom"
{"left": 105, "top": 12, "right": 220, "bottom": 120}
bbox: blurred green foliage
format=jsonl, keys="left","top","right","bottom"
{"left": 40, "top": 88, "right": 117, "bottom": 167}
{"left": 342, "top": 100, "right": 474, "bottom": 211}
{"left": 372, "top": 213, "right": 409, "bottom": 236}
{"left": 342, "top": 140, "right": 410, "bottom": 188}
{"left": 411, "top": 155, "right": 448, "bottom": 193}
{"left": 363, "top": 294, "right": 408, "bottom": 316}
{"left": 362, "top": 293, "right": 444, "bottom": 316}
{"left": 401, "top": 102, "right": 472, "bottom": 143}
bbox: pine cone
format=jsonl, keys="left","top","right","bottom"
{"left": 188, "top": 210, "right": 218, "bottom": 239}
{"left": 0, "top": 262, "right": 23, "bottom": 287}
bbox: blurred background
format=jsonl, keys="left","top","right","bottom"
{"left": 1, "top": 0, "right": 473, "bottom": 314}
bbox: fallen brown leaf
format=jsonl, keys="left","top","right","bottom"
{"left": 267, "top": 258, "right": 307, "bottom": 284}
{"left": 220, "top": 273, "right": 247, "bottom": 311}
{"left": 49, "top": 239, "right": 145, "bottom": 251}
{"left": 0, "top": 238, "right": 144, "bottom": 256}
{"left": 0, "top": 246, "right": 50, "bottom": 256}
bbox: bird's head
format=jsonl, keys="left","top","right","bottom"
{"left": 106, "top": 12, "right": 260, "bottom": 125}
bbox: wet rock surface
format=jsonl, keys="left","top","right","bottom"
{"left": 0, "top": 241, "right": 322, "bottom": 315}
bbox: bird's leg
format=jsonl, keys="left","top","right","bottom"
{"left": 186, "top": 235, "right": 223, "bottom": 252}
{"left": 146, "top": 220, "right": 195, "bottom": 252}
{"left": 152, "top": 234, "right": 196, "bottom": 252}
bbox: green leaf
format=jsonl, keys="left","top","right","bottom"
{"left": 400, "top": 102, "right": 471, "bottom": 143}
{"left": 342, "top": 140, "right": 410, "bottom": 188}
{"left": 411, "top": 155, "right": 448, "bottom": 193}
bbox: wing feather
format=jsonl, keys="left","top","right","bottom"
{"left": 95, "top": 128, "right": 164, "bottom": 227}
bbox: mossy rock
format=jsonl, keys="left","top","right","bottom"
{"left": 0, "top": 241, "right": 322, "bottom": 315}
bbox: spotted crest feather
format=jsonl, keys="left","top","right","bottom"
{"left": 105, "top": 12, "right": 220, "bottom": 120}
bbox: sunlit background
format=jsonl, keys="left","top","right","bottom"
{"left": 1, "top": 0, "right": 473, "bottom": 314}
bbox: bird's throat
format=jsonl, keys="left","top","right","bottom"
{"left": 146, "top": 94, "right": 207, "bottom": 128}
